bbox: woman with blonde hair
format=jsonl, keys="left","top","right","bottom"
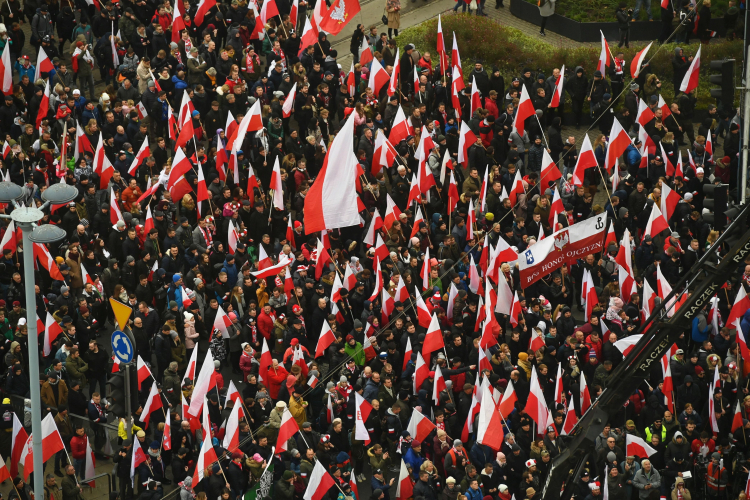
{"left": 181, "top": 194, "right": 197, "bottom": 225}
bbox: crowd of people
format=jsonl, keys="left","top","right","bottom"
{"left": 0, "top": 0, "right": 745, "bottom": 499}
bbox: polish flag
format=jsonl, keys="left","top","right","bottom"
{"left": 304, "top": 111, "right": 361, "bottom": 234}
{"left": 727, "top": 286, "right": 750, "bottom": 336}
{"left": 354, "top": 392, "right": 374, "bottom": 444}
{"left": 35, "top": 80, "right": 50, "bottom": 129}
{"left": 400, "top": 336, "right": 413, "bottom": 373}
{"left": 373, "top": 132, "right": 397, "bottom": 176}
{"left": 605, "top": 118, "right": 632, "bottom": 172}
{"left": 257, "top": 244, "right": 274, "bottom": 271}
{"left": 554, "top": 363, "right": 564, "bottom": 406}
{"left": 580, "top": 370, "right": 592, "bottom": 413}
{"left": 675, "top": 150, "right": 685, "bottom": 179}
{"left": 394, "top": 275, "right": 410, "bottom": 304}
{"left": 314, "top": 238, "right": 332, "bottom": 279}
{"left": 383, "top": 194, "right": 402, "bottom": 231}
{"left": 396, "top": 459, "right": 414, "bottom": 500}
{"left": 367, "top": 57, "right": 391, "bottom": 96}
{"left": 298, "top": 17, "right": 318, "bottom": 55}
{"left": 498, "top": 379, "right": 518, "bottom": 418}
{"left": 597, "top": 30, "right": 611, "bottom": 74}
{"left": 359, "top": 38, "right": 374, "bottom": 67}
{"left": 276, "top": 407, "right": 300, "bottom": 452}
{"left": 10, "top": 413, "right": 27, "bottom": 478}
{"left": 583, "top": 271, "right": 598, "bottom": 322}
{"left": 315, "top": 321, "right": 336, "bottom": 358}
{"left": 0, "top": 455, "right": 10, "bottom": 485}
{"left": 630, "top": 42, "right": 654, "bottom": 78}
{"left": 467, "top": 199, "right": 476, "bottom": 240}
{"left": 706, "top": 128, "right": 714, "bottom": 159}
{"left": 512, "top": 85, "right": 535, "bottom": 137}
{"left": 643, "top": 204, "right": 669, "bottom": 241}
{"left": 94, "top": 135, "right": 115, "bottom": 189}
{"left": 432, "top": 365, "right": 447, "bottom": 404}
{"left": 389, "top": 106, "right": 410, "bottom": 145}
{"left": 626, "top": 434, "right": 657, "bottom": 458}
{"left": 388, "top": 48, "right": 400, "bottom": 97}
{"left": 109, "top": 187, "right": 123, "bottom": 225}
{"left": 258, "top": 338, "right": 272, "bottom": 384}
{"left": 137, "top": 355, "right": 153, "bottom": 389}
{"left": 529, "top": 328, "right": 545, "bottom": 352}
{"left": 656, "top": 265, "right": 676, "bottom": 318}
{"left": 128, "top": 136, "right": 150, "bottom": 176}
{"left": 508, "top": 170, "right": 524, "bottom": 206}
{"left": 549, "top": 65, "right": 565, "bottom": 108}
{"left": 282, "top": 83, "right": 297, "bottom": 118}
{"left": 468, "top": 254, "right": 481, "bottom": 294}
{"left": 636, "top": 98, "right": 656, "bottom": 128}
{"left": 458, "top": 120, "right": 478, "bottom": 167}
{"left": 0, "top": 42, "right": 13, "bottom": 93}
{"left": 213, "top": 306, "right": 233, "bottom": 339}
{"left": 141, "top": 381, "right": 164, "bottom": 428}
{"left": 470, "top": 76, "right": 482, "bottom": 115}
{"left": 422, "top": 313, "right": 444, "bottom": 356}
{"left": 226, "top": 380, "right": 243, "bottom": 418}
{"left": 509, "top": 291, "right": 523, "bottom": 328}
{"left": 188, "top": 350, "right": 217, "bottom": 417}
{"left": 451, "top": 66, "right": 463, "bottom": 117}
{"left": 451, "top": 32, "right": 464, "bottom": 84}
{"left": 413, "top": 352, "right": 429, "bottom": 393}
{"left": 223, "top": 401, "right": 242, "bottom": 451}
{"left": 135, "top": 101, "right": 148, "bottom": 119}
{"left": 0, "top": 220, "right": 16, "bottom": 255}
{"left": 657, "top": 94, "right": 671, "bottom": 120}
{"left": 679, "top": 45, "right": 702, "bottom": 94}
{"left": 661, "top": 182, "right": 682, "bottom": 222}
{"left": 128, "top": 436, "right": 147, "bottom": 488}
{"left": 43, "top": 312, "right": 63, "bottom": 356}
{"left": 732, "top": 399, "right": 744, "bottom": 433}
{"left": 436, "top": 15, "right": 449, "bottom": 72}
{"left": 415, "top": 294, "right": 433, "bottom": 330}
{"left": 604, "top": 220, "right": 616, "bottom": 250}
{"left": 561, "top": 398, "right": 578, "bottom": 435}
{"left": 159, "top": 406, "right": 171, "bottom": 452}
{"left": 541, "top": 148, "right": 562, "bottom": 185}
{"left": 642, "top": 279, "right": 656, "bottom": 323}
{"left": 40, "top": 413, "right": 65, "bottom": 462}
{"left": 549, "top": 188, "right": 564, "bottom": 229}
{"left": 445, "top": 170, "right": 460, "bottom": 214}
{"left": 524, "top": 366, "right": 549, "bottom": 428}
{"left": 347, "top": 62, "right": 356, "bottom": 97}
{"left": 709, "top": 366, "right": 720, "bottom": 432}
{"left": 368, "top": 257, "right": 383, "bottom": 302}
{"left": 406, "top": 409, "right": 436, "bottom": 443}
{"left": 304, "top": 461, "right": 335, "bottom": 500}
{"left": 573, "top": 134, "right": 597, "bottom": 186}
{"left": 194, "top": 0, "right": 216, "bottom": 25}
{"left": 259, "top": 0, "right": 279, "bottom": 24}
{"left": 192, "top": 420, "right": 219, "bottom": 486}
{"left": 476, "top": 384, "right": 504, "bottom": 450}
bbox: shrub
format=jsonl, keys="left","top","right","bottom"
{"left": 398, "top": 15, "right": 743, "bottom": 108}
{"left": 520, "top": 0, "right": 731, "bottom": 22}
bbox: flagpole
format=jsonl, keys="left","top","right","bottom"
{"left": 534, "top": 114, "right": 550, "bottom": 150}
{"left": 597, "top": 168, "right": 618, "bottom": 219}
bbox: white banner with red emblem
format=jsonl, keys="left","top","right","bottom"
{"left": 518, "top": 213, "right": 608, "bottom": 288}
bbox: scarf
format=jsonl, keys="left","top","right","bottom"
{"left": 243, "top": 53, "right": 258, "bottom": 73}
{"left": 272, "top": 46, "right": 287, "bottom": 70}
{"left": 35, "top": 166, "right": 49, "bottom": 186}
{"left": 614, "top": 57, "right": 624, "bottom": 74}
{"left": 173, "top": 50, "right": 182, "bottom": 65}
{"left": 201, "top": 226, "right": 213, "bottom": 247}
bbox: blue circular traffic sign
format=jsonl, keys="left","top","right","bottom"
{"left": 111, "top": 330, "right": 134, "bottom": 364}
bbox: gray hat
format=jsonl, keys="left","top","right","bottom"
{"left": 170, "top": 42, "right": 178, "bottom": 49}
{"left": 340, "top": 376, "right": 348, "bottom": 383}
{"left": 194, "top": 278, "right": 203, "bottom": 287}
{"left": 60, "top": 285, "right": 70, "bottom": 293}
{"left": 453, "top": 439, "right": 462, "bottom": 447}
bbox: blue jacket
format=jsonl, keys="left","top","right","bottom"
{"left": 691, "top": 312, "right": 711, "bottom": 343}
{"left": 625, "top": 144, "right": 642, "bottom": 169}
{"left": 465, "top": 487, "right": 484, "bottom": 500}
{"left": 404, "top": 447, "right": 425, "bottom": 478}
{"left": 13, "top": 62, "right": 35, "bottom": 80}
{"left": 363, "top": 378, "right": 379, "bottom": 402}
{"left": 222, "top": 259, "right": 238, "bottom": 286}
{"left": 371, "top": 476, "right": 391, "bottom": 500}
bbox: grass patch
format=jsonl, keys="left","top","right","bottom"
{"left": 398, "top": 15, "right": 743, "bottom": 108}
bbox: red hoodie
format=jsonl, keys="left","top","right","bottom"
{"left": 71, "top": 435, "right": 88, "bottom": 460}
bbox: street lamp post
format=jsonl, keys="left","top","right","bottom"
{"left": 0, "top": 181, "right": 78, "bottom": 498}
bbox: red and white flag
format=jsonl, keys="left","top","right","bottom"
{"left": 573, "top": 134, "right": 597, "bottom": 186}
{"left": 304, "top": 111, "right": 361, "bottom": 234}
{"left": 519, "top": 214, "right": 607, "bottom": 288}
{"left": 679, "top": 45, "right": 702, "bottom": 94}
{"left": 36, "top": 80, "right": 50, "bottom": 129}
{"left": 643, "top": 204, "right": 669, "bottom": 241}
{"left": 413, "top": 352, "right": 429, "bottom": 394}
{"left": 561, "top": 398, "right": 578, "bottom": 435}
{"left": 396, "top": 459, "right": 414, "bottom": 500}
{"left": 476, "top": 384, "right": 504, "bottom": 450}
{"left": 524, "top": 366, "right": 549, "bottom": 428}
{"left": 162, "top": 407, "right": 172, "bottom": 451}
{"left": 141, "top": 381, "right": 164, "bottom": 428}
{"left": 354, "top": 392, "right": 374, "bottom": 444}
{"left": 43, "top": 312, "right": 63, "bottom": 356}
{"left": 512, "top": 85, "right": 535, "bottom": 137}
{"left": 597, "top": 30, "right": 610, "bottom": 74}
{"left": 498, "top": 379, "right": 518, "bottom": 418}
{"left": 422, "top": 313, "right": 444, "bottom": 356}
{"left": 626, "top": 434, "right": 657, "bottom": 457}
{"left": 406, "top": 409, "right": 436, "bottom": 443}
{"left": 367, "top": 57, "right": 391, "bottom": 96}
{"left": 661, "top": 182, "right": 682, "bottom": 222}
{"left": 282, "top": 83, "right": 297, "bottom": 118}
{"left": 192, "top": 418, "right": 219, "bottom": 485}
{"left": 315, "top": 321, "right": 336, "bottom": 358}
{"left": 223, "top": 400, "right": 242, "bottom": 451}
{"left": 631, "top": 42, "right": 654, "bottom": 78}
{"left": 10, "top": 413, "right": 27, "bottom": 478}
{"left": 304, "top": 461, "right": 335, "bottom": 500}
{"left": 194, "top": 0, "right": 216, "bottom": 25}
{"left": 605, "top": 118, "right": 632, "bottom": 172}
{"left": 137, "top": 355, "right": 153, "bottom": 389}
{"left": 276, "top": 408, "right": 300, "bottom": 452}
{"left": 128, "top": 136, "right": 150, "bottom": 176}
{"left": 188, "top": 350, "right": 217, "bottom": 417}
{"left": 549, "top": 65, "right": 565, "bottom": 108}
{"left": 0, "top": 42, "right": 13, "bottom": 94}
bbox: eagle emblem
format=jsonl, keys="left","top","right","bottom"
{"left": 330, "top": 0, "right": 347, "bottom": 22}
{"left": 525, "top": 250, "right": 534, "bottom": 265}
{"left": 554, "top": 230, "right": 569, "bottom": 251}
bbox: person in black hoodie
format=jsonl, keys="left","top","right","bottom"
{"left": 566, "top": 67, "right": 588, "bottom": 128}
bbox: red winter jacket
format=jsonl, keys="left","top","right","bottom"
{"left": 258, "top": 311, "right": 275, "bottom": 341}
{"left": 71, "top": 435, "right": 87, "bottom": 460}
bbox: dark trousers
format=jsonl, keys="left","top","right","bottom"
{"left": 618, "top": 28, "right": 630, "bottom": 47}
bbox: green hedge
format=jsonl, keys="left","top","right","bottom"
{"left": 398, "top": 15, "right": 743, "bottom": 108}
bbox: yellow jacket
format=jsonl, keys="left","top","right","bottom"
{"left": 289, "top": 396, "right": 308, "bottom": 428}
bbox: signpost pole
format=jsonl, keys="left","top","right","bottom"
{"left": 125, "top": 362, "right": 132, "bottom": 439}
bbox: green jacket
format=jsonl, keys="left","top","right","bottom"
{"left": 61, "top": 475, "right": 83, "bottom": 500}
{"left": 345, "top": 342, "right": 366, "bottom": 366}
{"left": 66, "top": 355, "right": 88, "bottom": 387}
